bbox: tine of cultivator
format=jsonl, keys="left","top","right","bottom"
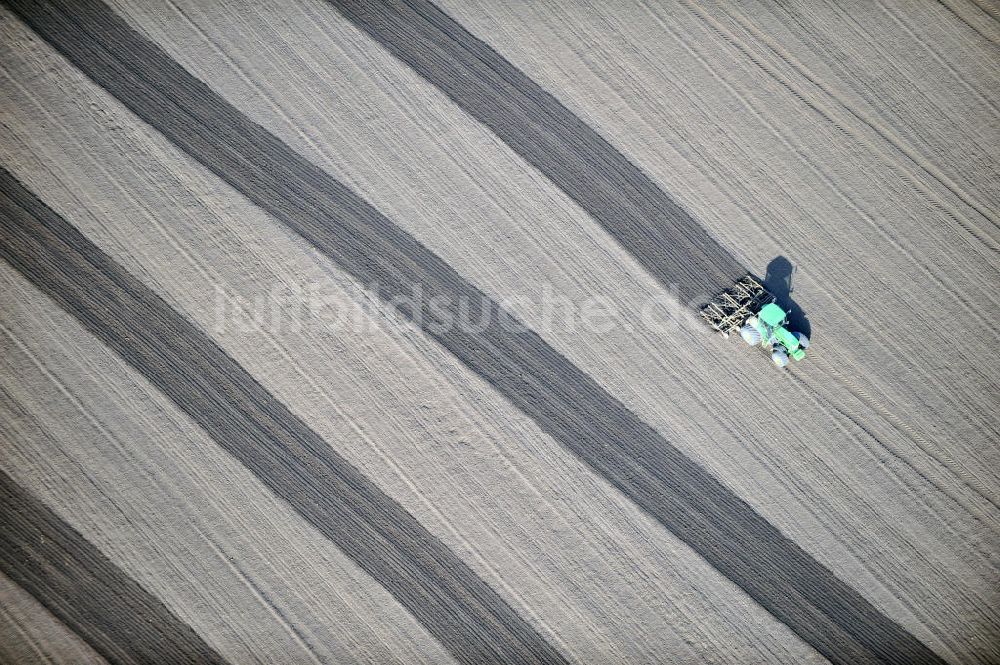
{"left": 700, "top": 274, "right": 772, "bottom": 335}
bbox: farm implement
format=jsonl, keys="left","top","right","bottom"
{"left": 701, "top": 274, "right": 809, "bottom": 367}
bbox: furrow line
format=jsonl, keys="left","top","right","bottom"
{"left": 3, "top": 1, "right": 948, "bottom": 662}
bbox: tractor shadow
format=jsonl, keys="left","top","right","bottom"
{"left": 763, "top": 256, "right": 811, "bottom": 338}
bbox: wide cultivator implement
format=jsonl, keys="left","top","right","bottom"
{"left": 701, "top": 274, "right": 810, "bottom": 367}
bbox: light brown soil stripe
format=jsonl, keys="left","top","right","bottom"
{"left": 333, "top": 0, "right": 748, "bottom": 307}
{"left": 0, "top": 467, "right": 228, "bottom": 665}
{"left": 4, "top": 1, "right": 944, "bottom": 662}
{"left": 0, "top": 166, "right": 566, "bottom": 665}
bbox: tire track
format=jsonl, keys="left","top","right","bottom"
{"left": 0, "top": 168, "right": 566, "bottom": 665}
{"left": 634, "top": 0, "right": 1000, "bottom": 507}
{"left": 939, "top": 0, "right": 1000, "bottom": 45}
{"left": 0, "top": 341, "right": 329, "bottom": 665}
{"left": 757, "top": 1, "right": 1000, "bottom": 236}
{"left": 680, "top": 0, "right": 1000, "bottom": 257}
{"left": 330, "top": 0, "right": 747, "bottom": 308}
{"left": 345, "top": 0, "right": 1000, "bottom": 511}
{"left": 0, "top": 599, "right": 57, "bottom": 665}
{"left": 876, "top": 1, "right": 1000, "bottom": 118}
{"left": 0, "top": 468, "right": 228, "bottom": 665}
{"left": 4, "top": 1, "right": 945, "bottom": 662}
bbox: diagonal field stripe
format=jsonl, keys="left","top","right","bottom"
{"left": 0, "top": 467, "right": 229, "bottom": 665}
{"left": 0, "top": 168, "right": 566, "bottom": 665}
{"left": 3, "top": 1, "right": 943, "bottom": 663}
{"left": 332, "top": 0, "right": 748, "bottom": 307}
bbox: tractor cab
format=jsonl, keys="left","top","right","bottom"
{"left": 743, "top": 303, "right": 809, "bottom": 367}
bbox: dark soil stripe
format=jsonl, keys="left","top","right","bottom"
{"left": 4, "top": 1, "right": 944, "bottom": 662}
{"left": 0, "top": 467, "right": 228, "bottom": 665}
{"left": 0, "top": 167, "right": 565, "bottom": 665}
{"left": 333, "top": 0, "right": 747, "bottom": 307}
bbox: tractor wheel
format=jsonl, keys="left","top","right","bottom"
{"left": 771, "top": 350, "right": 789, "bottom": 367}
{"left": 740, "top": 325, "right": 761, "bottom": 346}
{"left": 795, "top": 332, "right": 810, "bottom": 349}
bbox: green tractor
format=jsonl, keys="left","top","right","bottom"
{"left": 700, "top": 274, "right": 809, "bottom": 367}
